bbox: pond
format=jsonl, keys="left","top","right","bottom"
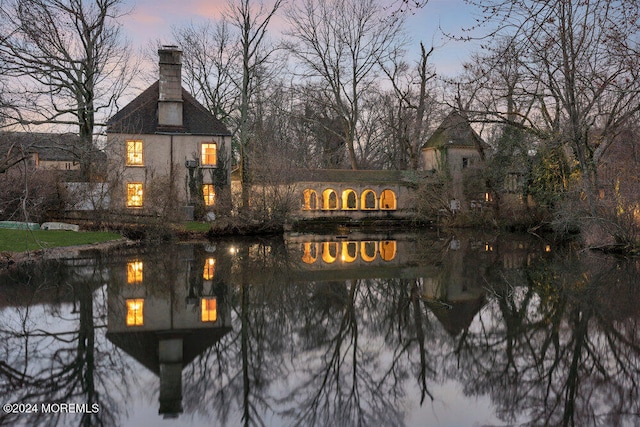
{"left": 0, "top": 231, "right": 639, "bottom": 427}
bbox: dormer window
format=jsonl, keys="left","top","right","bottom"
{"left": 201, "top": 143, "right": 217, "bottom": 166}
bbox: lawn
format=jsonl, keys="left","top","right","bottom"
{"left": 182, "top": 221, "right": 212, "bottom": 232}
{"left": 0, "top": 229, "right": 123, "bottom": 252}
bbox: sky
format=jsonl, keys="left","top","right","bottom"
{"left": 120, "top": 0, "right": 482, "bottom": 77}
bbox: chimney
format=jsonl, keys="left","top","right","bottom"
{"left": 158, "top": 45, "right": 183, "bottom": 127}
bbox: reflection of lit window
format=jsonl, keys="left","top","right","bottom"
{"left": 126, "top": 183, "right": 143, "bottom": 207}
{"left": 322, "top": 189, "right": 338, "bottom": 210}
{"left": 303, "top": 189, "right": 318, "bottom": 210}
{"left": 203, "top": 184, "right": 216, "bottom": 206}
{"left": 127, "top": 261, "right": 143, "bottom": 284}
{"left": 201, "top": 143, "right": 217, "bottom": 166}
{"left": 302, "top": 242, "right": 318, "bottom": 264}
{"left": 126, "top": 140, "right": 144, "bottom": 166}
{"left": 342, "top": 190, "right": 357, "bottom": 210}
{"left": 361, "top": 190, "right": 377, "bottom": 210}
{"left": 380, "top": 189, "right": 397, "bottom": 210}
{"left": 126, "top": 299, "right": 144, "bottom": 326}
{"left": 380, "top": 240, "right": 397, "bottom": 261}
{"left": 361, "top": 241, "right": 377, "bottom": 262}
{"left": 341, "top": 241, "right": 357, "bottom": 262}
{"left": 203, "top": 258, "right": 216, "bottom": 280}
{"left": 322, "top": 242, "right": 338, "bottom": 263}
{"left": 201, "top": 298, "right": 217, "bottom": 322}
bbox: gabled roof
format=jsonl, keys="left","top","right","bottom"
{"left": 0, "top": 132, "right": 84, "bottom": 161}
{"left": 106, "top": 81, "right": 231, "bottom": 136}
{"left": 422, "top": 111, "right": 486, "bottom": 150}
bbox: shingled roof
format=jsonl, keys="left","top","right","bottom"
{"left": 422, "top": 111, "right": 485, "bottom": 150}
{"left": 106, "top": 81, "right": 231, "bottom": 136}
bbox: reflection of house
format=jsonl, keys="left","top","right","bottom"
{"left": 106, "top": 46, "right": 232, "bottom": 216}
{"left": 106, "top": 246, "right": 231, "bottom": 418}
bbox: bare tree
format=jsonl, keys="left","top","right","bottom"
{"left": 225, "top": 0, "right": 284, "bottom": 209}
{"left": 285, "top": 0, "right": 407, "bottom": 170}
{"left": 0, "top": 0, "right": 137, "bottom": 147}
{"left": 172, "top": 20, "right": 240, "bottom": 126}
{"left": 460, "top": 0, "right": 640, "bottom": 214}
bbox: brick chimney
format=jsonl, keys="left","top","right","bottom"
{"left": 158, "top": 45, "right": 183, "bottom": 127}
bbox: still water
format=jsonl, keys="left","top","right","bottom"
{"left": 0, "top": 231, "right": 639, "bottom": 427}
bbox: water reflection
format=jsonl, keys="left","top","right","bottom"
{"left": 0, "top": 232, "right": 638, "bottom": 426}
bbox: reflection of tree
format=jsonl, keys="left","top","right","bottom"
{"left": 0, "top": 257, "right": 134, "bottom": 426}
{"left": 456, "top": 251, "right": 640, "bottom": 427}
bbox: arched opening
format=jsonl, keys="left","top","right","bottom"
{"left": 360, "top": 241, "right": 377, "bottom": 262}
{"left": 341, "top": 241, "right": 358, "bottom": 263}
{"left": 342, "top": 189, "right": 358, "bottom": 210}
{"left": 380, "top": 240, "right": 397, "bottom": 261}
{"left": 361, "top": 189, "right": 377, "bottom": 210}
{"left": 380, "top": 189, "right": 397, "bottom": 210}
{"left": 301, "top": 242, "right": 319, "bottom": 264}
{"left": 303, "top": 189, "right": 318, "bottom": 210}
{"left": 322, "top": 189, "right": 339, "bottom": 210}
{"left": 322, "top": 242, "right": 338, "bottom": 263}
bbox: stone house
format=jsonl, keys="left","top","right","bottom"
{"left": 106, "top": 46, "right": 232, "bottom": 218}
{"left": 421, "top": 111, "right": 489, "bottom": 210}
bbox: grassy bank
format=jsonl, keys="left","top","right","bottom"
{"left": 0, "top": 229, "right": 123, "bottom": 252}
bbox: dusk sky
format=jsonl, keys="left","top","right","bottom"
{"left": 120, "top": 0, "right": 482, "bottom": 76}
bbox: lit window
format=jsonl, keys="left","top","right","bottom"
{"left": 126, "top": 299, "right": 144, "bottom": 326}
{"left": 303, "top": 189, "right": 318, "bottom": 210}
{"left": 126, "top": 140, "right": 144, "bottom": 166}
{"left": 322, "top": 189, "right": 338, "bottom": 210}
{"left": 126, "top": 183, "right": 143, "bottom": 207}
{"left": 127, "top": 261, "right": 143, "bottom": 284}
{"left": 203, "top": 184, "right": 216, "bottom": 207}
{"left": 201, "top": 143, "right": 217, "bottom": 166}
{"left": 342, "top": 190, "right": 357, "bottom": 210}
{"left": 201, "top": 298, "right": 217, "bottom": 322}
{"left": 380, "top": 240, "right": 397, "bottom": 261}
{"left": 361, "top": 190, "right": 377, "bottom": 210}
{"left": 203, "top": 258, "right": 216, "bottom": 280}
{"left": 380, "top": 189, "right": 397, "bottom": 210}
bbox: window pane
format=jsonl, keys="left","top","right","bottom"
{"left": 203, "top": 184, "right": 216, "bottom": 206}
{"left": 126, "top": 140, "right": 143, "bottom": 165}
{"left": 127, "top": 183, "right": 143, "bottom": 207}
{"left": 201, "top": 143, "right": 217, "bottom": 165}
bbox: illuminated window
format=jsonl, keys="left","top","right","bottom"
{"left": 303, "top": 189, "right": 318, "bottom": 210}
{"left": 380, "top": 189, "right": 397, "bottom": 210}
{"left": 322, "top": 242, "right": 338, "bottom": 263}
{"left": 126, "top": 140, "right": 144, "bottom": 166}
{"left": 203, "top": 184, "right": 216, "bottom": 207}
{"left": 203, "top": 258, "right": 216, "bottom": 280}
{"left": 126, "top": 183, "right": 143, "bottom": 207}
{"left": 201, "top": 143, "right": 217, "bottom": 166}
{"left": 201, "top": 298, "right": 217, "bottom": 322}
{"left": 126, "top": 299, "right": 144, "bottom": 326}
{"left": 361, "top": 190, "right": 377, "bottom": 210}
{"left": 302, "top": 242, "right": 318, "bottom": 264}
{"left": 361, "top": 241, "right": 377, "bottom": 262}
{"left": 485, "top": 192, "right": 493, "bottom": 202}
{"left": 380, "top": 240, "right": 397, "bottom": 261}
{"left": 322, "top": 189, "right": 338, "bottom": 210}
{"left": 127, "top": 261, "right": 143, "bottom": 284}
{"left": 341, "top": 241, "right": 357, "bottom": 263}
{"left": 342, "top": 190, "right": 357, "bottom": 210}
